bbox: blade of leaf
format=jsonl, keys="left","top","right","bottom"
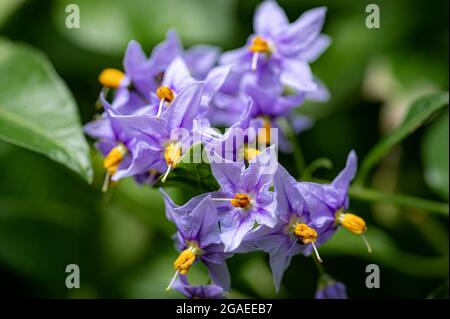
{"left": 421, "top": 109, "right": 449, "bottom": 201}
{"left": 356, "top": 92, "right": 449, "bottom": 184}
{"left": 0, "top": 39, "right": 93, "bottom": 182}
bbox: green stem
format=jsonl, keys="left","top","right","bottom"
{"left": 312, "top": 256, "right": 325, "bottom": 275}
{"left": 349, "top": 185, "right": 449, "bottom": 216}
{"left": 282, "top": 119, "right": 306, "bottom": 179}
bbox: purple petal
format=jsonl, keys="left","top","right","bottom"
{"left": 253, "top": 0, "right": 289, "bottom": 37}
{"left": 280, "top": 59, "right": 317, "bottom": 92}
{"left": 210, "top": 159, "right": 244, "bottom": 196}
{"left": 331, "top": 150, "right": 357, "bottom": 207}
{"left": 219, "top": 213, "right": 255, "bottom": 252}
{"left": 274, "top": 165, "right": 305, "bottom": 222}
{"left": 278, "top": 7, "right": 327, "bottom": 54}
{"left": 298, "top": 34, "right": 331, "bottom": 63}
{"left": 123, "top": 40, "right": 147, "bottom": 72}
{"left": 269, "top": 246, "right": 293, "bottom": 293}
{"left": 202, "top": 65, "right": 231, "bottom": 106}
{"left": 203, "top": 260, "right": 231, "bottom": 291}
{"left": 184, "top": 45, "right": 221, "bottom": 80}
{"left": 162, "top": 82, "right": 203, "bottom": 130}
{"left": 242, "top": 146, "right": 278, "bottom": 193}
{"left": 149, "top": 29, "right": 182, "bottom": 71}
{"left": 162, "top": 57, "right": 194, "bottom": 91}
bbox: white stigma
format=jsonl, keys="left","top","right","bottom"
{"left": 102, "top": 172, "right": 111, "bottom": 193}
{"left": 311, "top": 242, "right": 323, "bottom": 263}
{"left": 251, "top": 52, "right": 259, "bottom": 71}
{"left": 165, "top": 270, "right": 179, "bottom": 291}
{"left": 361, "top": 234, "right": 373, "bottom": 253}
{"left": 156, "top": 99, "right": 165, "bottom": 118}
{"left": 161, "top": 164, "right": 172, "bottom": 183}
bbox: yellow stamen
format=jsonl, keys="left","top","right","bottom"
{"left": 98, "top": 68, "right": 125, "bottom": 89}
{"left": 258, "top": 118, "right": 271, "bottom": 146}
{"left": 294, "top": 223, "right": 322, "bottom": 263}
{"left": 103, "top": 144, "right": 127, "bottom": 176}
{"left": 249, "top": 36, "right": 270, "bottom": 53}
{"left": 161, "top": 143, "right": 182, "bottom": 183}
{"left": 156, "top": 86, "right": 175, "bottom": 103}
{"left": 173, "top": 248, "right": 196, "bottom": 275}
{"left": 294, "top": 223, "right": 318, "bottom": 244}
{"left": 244, "top": 147, "right": 260, "bottom": 162}
{"left": 337, "top": 211, "right": 372, "bottom": 253}
{"left": 337, "top": 212, "right": 367, "bottom": 235}
{"left": 231, "top": 193, "right": 251, "bottom": 208}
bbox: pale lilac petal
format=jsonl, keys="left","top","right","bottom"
{"left": 242, "top": 146, "right": 278, "bottom": 192}
{"left": 210, "top": 159, "right": 244, "bottom": 196}
{"left": 219, "top": 213, "right": 254, "bottom": 252}
{"left": 219, "top": 47, "right": 250, "bottom": 66}
{"left": 123, "top": 40, "right": 147, "bottom": 72}
{"left": 149, "top": 29, "right": 182, "bottom": 70}
{"left": 331, "top": 150, "right": 357, "bottom": 206}
{"left": 278, "top": 7, "right": 327, "bottom": 54}
{"left": 298, "top": 34, "right": 331, "bottom": 63}
{"left": 280, "top": 59, "right": 317, "bottom": 92}
{"left": 202, "top": 65, "right": 231, "bottom": 105}
{"left": 162, "top": 57, "right": 194, "bottom": 91}
{"left": 305, "top": 77, "right": 330, "bottom": 102}
{"left": 162, "top": 82, "right": 203, "bottom": 130}
{"left": 274, "top": 165, "right": 305, "bottom": 222}
{"left": 203, "top": 260, "right": 231, "bottom": 291}
{"left": 254, "top": 0, "right": 289, "bottom": 37}
{"left": 184, "top": 45, "right": 221, "bottom": 80}
{"left": 112, "top": 139, "right": 165, "bottom": 180}
{"left": 269, "top": 246, "right": 293, "bottom": 293}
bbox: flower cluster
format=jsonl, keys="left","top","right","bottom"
{"left": 84, "top": 1, "right": 371, "bottom": 298}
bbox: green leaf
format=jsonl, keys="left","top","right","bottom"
{"left": 0, "top": 0, "right": 24, "bottom": 27}
{"left": 0, "top": 39, "right": 93, "bottom": 182}
{"left": 421, "top": 109, "right": 449, "bottom": 201}
{"left": 52, "top": 0, "right": 237, "bottom": 55}
{"left": 357, "top": 92, "right": 449, "bottom": 184}
{"left": 156, "top": 143, "right": 219, "bottom": 192}
{"left": 321, "top": 226, "right": 449, "bottom": 278}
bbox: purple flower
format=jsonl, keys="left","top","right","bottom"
{"left": 239, "top": 151, "right": 358, "bottom": 292}
{"left": 315, "top": 277, "right": 348, "bottom": 299}
{"left": 154, "top": 57, "right": 230, "bottom": 117}
{"left": 149, "top": 29, "right": 221, "bottom": 82}
{"left": 161, "top": 191, "right": 232, "bottom": 291}
{"left": 85, "top": 82, "right": 206, "bottom": 188}
{"left": 220, "top": 0, "right": 330, "bottom": 93}
{"left": 209, "top": 146, "right": 278, "bottom": 252}
{"left": 172, "top": 275, "right": 225, "bottom": 299}
{"left": 296, "top": 150, "right": 371, "bottom": 252}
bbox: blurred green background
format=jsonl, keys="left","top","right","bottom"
{"left": 0, "top": 0, "right": 448, "bottom": 298}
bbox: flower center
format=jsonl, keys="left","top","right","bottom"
{"left": 294, "top": 223, "right": 318, "bottom": 244}
{"left": 98, "top": 68, "right": 125, "bottom": 89}
{"left": 156, "top": 86, "right": 175, "bottom": 103}
{"left": 249, "top": 36, "right": 271, "bottom": 71}
{"left": 103, "top": 144, "right": 128, "bottom": 175}
{"left": 249, "top": 36, "right": 270, "bottom": 53}
{"left": 231, "top": 193, "right": 251, "bottom": 208}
